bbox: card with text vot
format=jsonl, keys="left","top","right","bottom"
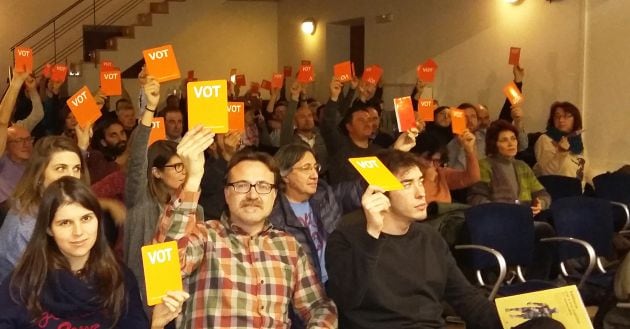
{"left": 394, "top": 96, "right": 416, "bottom": 133}
{"left": 417, "top": 58, "right": 438, "bottom": 82}
{"left": 187, "top": 80, "right": 229, "bottom": 133}
{"left": 495, "top": 285, "right": 592, "bottom": 329}
{"left": 228, "top": 102, "right": 245, "bottom": 132}
{"left": 148, "top": 118, "right": 166, "bottom": 146}
{"left": 100, "top": 69, "right": 122, "bottom": 96}
{"left": 418, "top": 98, "right": 435, "bottom": 122}
{"left": 508, "top": 47, "right": 521, "bottom": 65}
{"left": 271, "top": 73, "right": 284, "bottom": 89}
{"left": 101, "top": 60, "right": 114, "bottom": 70}
{"left": 141, "top": 241, "right": 183, "bottom": 306}
{"left": 142, "top": 44, "right": 181, "bottom": 82}
{"left": 362, "top": 65, "right": 383, "bottom": 85}
{"left": 349, "top": 156, "right": 404, "bottom": 191}
{"left": 14, "top": 46, "right": 33, "bottom": 73}
{"left": 450, "top": 108, "right": 467, "bottom": 135}
{"left": 503, "top": 81, "right": 524, "bottom": 105}
{"left": 297, "top": 64, "right": 314, "bottom": 83}
{"left": 51, "top": 64, "right": 68, "bottom": 83}
{"left": 66, "top": 86, "right": 102, "bottom": 129}
{"left": 334, "top": 61, "right": 354, "bottom": 83}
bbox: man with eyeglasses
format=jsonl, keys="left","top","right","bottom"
{"left": 0, "top": 125, "right": 34, "bottom": 205}
{"left": 154, "top": 145, "right": 337, "bottom": 328}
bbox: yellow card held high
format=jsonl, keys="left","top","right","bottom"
{"left": 187, "top": 80, "right": 229, "bottom": 133}
{"left": 348, "top": 156, "right": 404, "bottom": 191}
{"left": 141, "top": 241, "right": 183, "bottom": 306}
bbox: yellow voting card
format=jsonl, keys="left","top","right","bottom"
{"left": 348, "top": 156, "right": 403, "bottom": 191}
{"left": 187, "top": 80, "right": 228, "bottom": 133}
{"left": 141, "top": 241, "right": 182, "bottom": 306}
{"left": 495, "top": 285, "right": 593, "bottom": 329}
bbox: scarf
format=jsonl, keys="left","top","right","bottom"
{"left": 545, "top": 126, "right": 584, "bottom": 154}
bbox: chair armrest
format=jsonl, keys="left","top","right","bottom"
{"left": 455, "top": 244, "right": 507, "bottom": 301}
{"left": 610, "top": 201, "right": 630, "bottom": 230}
{"left": 540, "top": 237, "right": 596, "bottom": 289}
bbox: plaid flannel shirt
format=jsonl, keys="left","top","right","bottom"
{"left": 154, "top": 191, "right": 337, "bottom": 329}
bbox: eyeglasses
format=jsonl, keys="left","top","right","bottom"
{"left": 163, "top": 162, "right": 185, "bottom": 173}
{"left": 292, "top": 163, "right": 321, "bottom": 173}
{"left": 554, "top": 113, "right": 573, "bottom": 120}
{"left": 226, "top": 181, "right": 276, "bottom": 194}
{"left": 7, "top": 137, "right": 34, "bottom": 145}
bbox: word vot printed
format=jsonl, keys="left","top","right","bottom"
{"left": 148, "top": 117, "right": 166, "bottom": 146}
{"left": 348, "top": 156, "right": 404, "bottom": 191}
{"left": 141, "top": 241, "right": 183, "bottom": 306}
{"left": 66, "top": 86, "right": 102, "bottom": 129}
{"left": 418, "top": 98, "right": 435, "bottom": 122}
{"left": 334, "top": 61, "right": 354, "bottom": 83}
{"left": 228, "top": 102, "right": 245, "bottom": 132}
{"left": 362, "top": 65, "right": 383, "bottom": 85}
{"left": 142, "top": 44, "right": 181, "bottom": 82}
{"left": 187, "top": 80, "right": 229, "bottom": 133}
{"left": 14, "top": 46, "right": 33, "bottom": 73}
{"left": 100, "top": 69, "right": 122, "bottom": 96}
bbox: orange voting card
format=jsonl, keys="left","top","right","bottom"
{"left": 508, "top": 47, "right": 521, "bottom": 65}
{"left": 100, "top": 69, "right": 122, "bottom": 96}
{"left": 334, "top": 61, "right": 354, "bottom": 83}
{"left": 142, "top": 44, "right": 181, "bottom": 82}
{"left": 187, "top": 80, "right": 229, "bottom": 133}
{"left": 271, "top": 73, "right": 284, "bottom": 89}
{"left": 450, "top": 108, "right": 467, "bottom": 135}
{"left": 362, "top": 65, "right": 383, "bottom": 85}
{"left": 250, "top": 82, "right": 260, "bottom": 94}
{"left": 101, "top": 60, "right": 114, "bottom": 70}
{"left": 261, "top": 80, "right": 272, "bottom": 91}
{"left": 297, "top": 64, "right": 314, "bottom": 83}
{"left": 14, "top": 47, "right": 33, "bottom": 73}
{"left": 394, "top": 96, "right": 416, "bottom": 133}
{"left": 141, "top": 241, "right": 183, "bottom": 306}
{"left": 348, "top": 156, "right": 404, "bottom": 191}
{"left": 51, "top": 64, "right": 68, "bottom": 83}
{"left": 228, "top": 102, "right": 245, "bottom": 132}
{"left": 42, "top": 64, "right": 52, "bottom": 78}
{"left": 66, "top": 86, "right": 102, "bottom": 129}
{"left": 148, "top": 118, "right": 166, "bottom": 146}
{"left": 283, "top": 66, "right": 292, "bottom": 78}
{"left": 417, "top": 65, "right": 436, "bottom": 82}
{"left": 503, "top": 81, "right": 524, "bottom": 105}
{"left": 235, "top": 74, "right": 247, "bottom": 87}
{"left": 418, "top": 98, "right": 435, "bottom": 122}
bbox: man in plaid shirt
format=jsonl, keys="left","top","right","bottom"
{"left": 154, "top": 127, "right": 337, "bottom": 328}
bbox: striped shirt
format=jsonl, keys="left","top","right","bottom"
{"left": 154, "top": 191, "right": 337, "bottom": 329}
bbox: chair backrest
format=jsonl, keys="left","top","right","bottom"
{"left": 594, "top": 172, "right": 630, "bottom": 204}
{"left": 538, "top": 175, "right": 583, "bottom": 201}
{"left": 465, "top": 203, "right": 536, "bottom": 269}
{"left": 551, "top": 196, "right": 615, "bottom": 259}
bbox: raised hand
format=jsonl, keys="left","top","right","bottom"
{"left": 329, "top": 77, "right": 343, "bottom": 102}
{"left": 513, "top": 65, "right": 525, "bottom": 83}
{"left": 75, "top": 122, "right": 94, "bottom": 151}
{"left": 177, "top": 126, "right": 215, "bottom": 191}
{"left": 143, "top": 76, "right": 161, "bottom": 110}
{"left": 458, "top": 129, "right": 476, "bottom": 154}
{"left": 362, "top": 185, "right": 390, "bottom": 239}
{"left": 289, "top": 81, "right": 302, "bottom": 102}
{"left": 393, "top": 127, "right": 420, "bottom": 152}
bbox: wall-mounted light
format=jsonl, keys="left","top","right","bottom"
{"left": 301, "top": 18, "right": 316, "bottom": 35}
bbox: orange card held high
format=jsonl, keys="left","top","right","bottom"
{"left": 66, "top": 86, "right": 102, "bottom": 129}
{"left": 51, "top": 64, "right": 68, "bottom": 83}
{"left": 348, "top": 156, "right": 404, "bottom": 191}
{"left": 417, "top": 58, "right": 438, "bottom": 82}
{"left": 418, "top": 98, "right": 435, "bottom": 122}
{"left": 187, "top": 80, "right": 229, "bottom": 133}
{"left": 141, "top": 241, "right": 183, "bottom": 306}
{"left": 142, "top": 44, "right": 181, "bottom": 82}
{"left": 334, "top": 61, "right": 354, "bottom": 83}
{"left": 271, "top": 73, "right": 284, "bottom": 89}
{"left": 394, "top": 96, "right": 416, "bottom": 133}
{"left": 14, "top": 46, "right": 33, "bottom": 73}
{"left": 450, "top": 108, "right": 467, "bottom": 135}
{"left": 509, "top": 47, "right": 521, "bottom": 65}
{"left": 228, "top": 102, "right": 245, "bottom": 132}
{"left": 503, "top": 81, "right": 524, "bottom": 105}
{"left": 362, "top": 65, "right": 383, "bottom": 85}
{"left": 148, "top": 117, "right": 166, "bottom": 146}
{"left": 100, "top": 69, "right": 122, "bottom": 96}
{"left": 297, "top": 64, "right": 314, "bottom": 83}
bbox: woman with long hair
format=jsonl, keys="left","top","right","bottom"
{"left": 0, "top": 177, "right": 187, "bottom": 328}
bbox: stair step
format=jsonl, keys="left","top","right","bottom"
{"left": 137, "top": 13, "right": 152, "bottom": 26}
{"left": 150, "top": 2, "right": 169, "bottom": 14}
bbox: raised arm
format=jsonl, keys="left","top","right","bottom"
{"left": 0, "top": 70, "right": 28, "bottom": 156}
{"left": 444, "top": 131, "right": 481, "bottom": 190}
{"left": 499, "top": 65, "right": 524, "bottom": 122}
{"left": 320, "top": 77, "right": 345, "bottom": 153}
{"left": 279, "top": 82, "right": 302, "bottom": 146}
{"left": 14, "top": 75, "right": 44, "bottom": 132}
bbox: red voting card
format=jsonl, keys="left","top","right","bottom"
{"left": 51, "top": 64, "right": 68, "bottom": 83}
{"left": 235, "top": 74, "right": 247, "bottom": 87}
{"left": 100, "top": 69, "right": 122, "bottom": 96}
{"left": 101, "top": 60, "right": 114, "bottom": 70}
{"left": 334, "top": 61, "right": 354, "bottom": 83}
{"left": 509, "top": 47, "right": 521, "bottom": 65}
{"left": 14, "top": 47, "right": 33, "bottom": 73}
{"left": 417, "top": 62, "right": 438, "bottom": 83}
{"left": 148, "top": 118, "right": 166, "bottom": 146}
{"left": 66, "top": 86, "right": 102, "bottom": 129}
{"left": 503, "top": 81, "right": 524, "bottom": 105}
{"left": 42, "top": 64, "right": 52, "bottom": 78}
{"left": 228, "top": 102, "right": 245, "bottom": 132}
{"left": 261, "top": 80, "right": 272, "bottom": 91}
{"left": 450, "top": 109, "right": 467, "bottom": 135}
{"left": 394, "top": 96, "right": 416, "bottom": 132}
{"left": 271, "top": 73, "right": 284, "bottom": 89}
{"left": 142, "top": 44, "right": 181, "bottom": 82}
{"left": 418, "top": 98, "right": 435, "bottom": 122}
{"left": 362, "top": 65, "right": 383, "bottom": 85}
{"left": 297, "top": 64, "right": 314, "bottom": 83}
{"left": 250, "top": 82, "right": 260, "bottom": 94}
{"left": 283, "top": 66, "right": 292, "bottom": 78}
